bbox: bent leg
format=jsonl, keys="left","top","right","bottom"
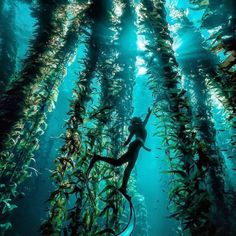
{"left": 94, "top": 153, "right": 128, "bottom": 167}
{"left": 87, "top": 153, "right": 129, "bottom": 176}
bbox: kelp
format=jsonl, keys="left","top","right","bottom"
{"left": 1, "top": 1, "right": 89, "bottom": 186}
{"left": 201, "top": 4, "right": 236, "bottom": 168}
{"left": 171, "top": 10, "right": 234, "bottom": 233}
{"left": 0, "top": 0, "right": 72, "bottom": 151}
{"left": 173, "top": 7, "right": 236, "bottom": 175}
{"left": 189, "top": 0, "right": 236, "bottom": 121}
{"left": 186, "top": 2, "right": 236, "bottom": 215}
{"left": 40, "top": 33, "right": 98, "bottom": 234}
{"left": 78, "top": 0, "right": 123, "bottom": 232}
{"left": 190, "top": 69, "right": 229, "bottom": 231}
{"left": 139, "top": 0, "right": 220, "bottom": 234}
{"left": 0, "top": 0, "right": 17, "bottom": 94}
{"left": 0, "top": 1, "right": 91, "bottom": 232}
{"left": 1, "top": 0, "right": 235, "bottom": 235}
{"left": 0, "top": 1, "right": 70, "bottom": 230}
{"left": 97, "top": 0, "right": 139, "bottom": 232}
{"left": 41, "top": 1, "right": 114, "bottom": 234}
{"left": 42, "top": 0, "right": 144, "bottom": 234}
{"left": 82, "top": 0, "right": 132, "bottom": 231}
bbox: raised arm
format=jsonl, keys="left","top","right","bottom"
{"left": 143, "top": 107, "right": 152, "bottom": 127}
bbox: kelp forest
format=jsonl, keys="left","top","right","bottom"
{"left": 0, "top": 0, "right": 235, "bottom": 235}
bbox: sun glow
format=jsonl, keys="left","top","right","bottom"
{"left": 137, "top": 67, "right": 147, "bottom": 75}
{"left": 114, "top": 2, "right": 123, "bottom": 17}
{"left": 136, "top": 56, "right": 147, "bottom": 75}
{"left": 137, "top": 35, "right": 147, "bottom": 51}
{"left": 210, "top": 89, "right": 224, "bottom": 110}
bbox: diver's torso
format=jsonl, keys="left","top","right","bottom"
{"left": 133, "top": 124, "right": 147, "bottom": 142}
{"left": 127, "top": 125, "right": 147, "bottom": 156}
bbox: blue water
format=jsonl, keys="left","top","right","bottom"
{"left": 2, "top": 0, "right": 235, "bottom": 235}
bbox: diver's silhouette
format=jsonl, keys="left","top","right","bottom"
{"left": 88, "top": 108, "right": 152, "bottom": 194}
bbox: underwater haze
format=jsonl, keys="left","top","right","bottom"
{"left": 0, "top": 0, "right": 236, "bottom": 236}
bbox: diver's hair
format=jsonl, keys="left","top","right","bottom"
{"left": 130, "top": 117, "right": 142, "bottom": 124}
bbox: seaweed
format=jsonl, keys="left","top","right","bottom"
{"left": 138, "top": 0, "right": 229, "bottom": 234}
{"left": 41, "top": 1, "right": 147, "bottom": 235}
{"left": 0, "top": 0, "right": 17, "bottom": 94}
{"left": 0, "top": 0, "right": 235, "bottom": 235}
{"left": 0, "top": 0, "right": 71, "bottom": 150}
{"left": 190, "top": 0, "right": 236, "bottom": 122}
{"left": 0, "top": 1, "right": 90, "bottom": 232}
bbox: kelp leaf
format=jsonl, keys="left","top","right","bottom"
{"left": 162, "top": 170, "right": 187, "bottom": 178}
{"left": 0, "top": 222, "right": 12, "bottom": 230}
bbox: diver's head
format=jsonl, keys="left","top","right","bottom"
{"left": 130, "top": 117, "right": 142, "bottom": 126}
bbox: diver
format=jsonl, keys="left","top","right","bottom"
{"left": 87, "top": 107, "right": 152, "bottom": 195}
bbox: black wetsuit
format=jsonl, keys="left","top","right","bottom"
{"left": 94, "top": 122, "right": 148, "bottom": 191}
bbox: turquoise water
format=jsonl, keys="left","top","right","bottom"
{"left": 1, "top": 0, "right": 236, "bottom": 235}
